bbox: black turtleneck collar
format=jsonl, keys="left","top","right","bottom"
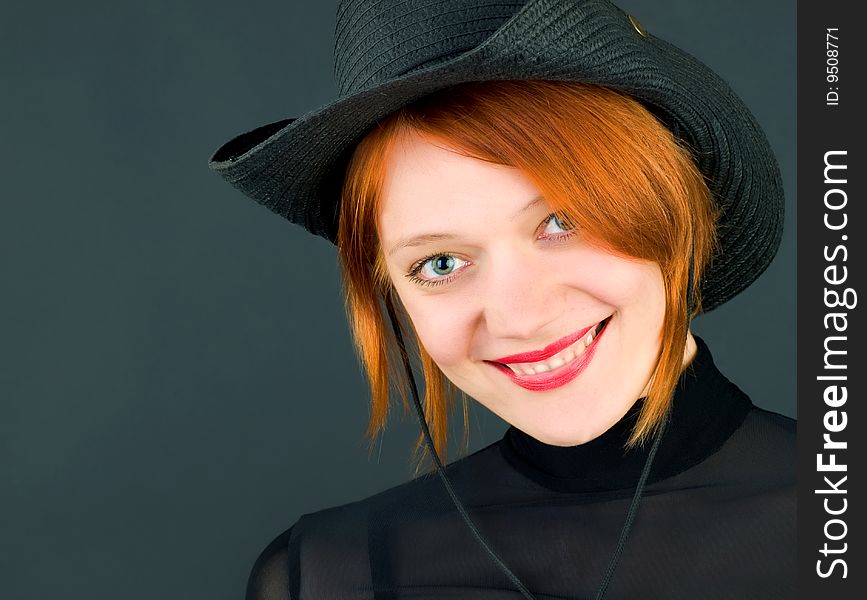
{"left": 499, "top": 335, "right": 753, "bottom": 493}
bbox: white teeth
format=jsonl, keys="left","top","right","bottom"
{"left": 504, "top": 319, "right": 606, "bottom": 376}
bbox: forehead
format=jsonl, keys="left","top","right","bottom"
{"left": 377, "top": 131, "right": 540, "bottom": 240}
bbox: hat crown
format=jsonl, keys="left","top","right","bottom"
{"left": 333, "top": 0, "right": 526, "bottom": 95}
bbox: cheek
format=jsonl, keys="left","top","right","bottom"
{"left": 602, "top": 263, "right": 666, "bottom": 320}
{"left": 400, "top": 296, "right": 474, "bottom": 368}
{"left": 557, "top": 251, "right": 664, "bottom": 313}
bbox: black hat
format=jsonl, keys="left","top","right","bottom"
{"left": 208, "top": 0, "right": 784, "bottom": 313}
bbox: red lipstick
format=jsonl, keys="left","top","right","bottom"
{"left": 487, "top": 316, "right": 611, "bottom": 392}
{"left": 491, "top": 322, "right": 599, "bottom": 364}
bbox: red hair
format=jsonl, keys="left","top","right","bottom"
{"left": 337, "top": 81, "right": 719, "bottom": 474}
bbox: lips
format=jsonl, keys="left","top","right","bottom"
{"left": 485, "top": 315, "right": 611, "bottom": 391}
{"left": 491, "top": 321, "right": 601, "bottom": 364}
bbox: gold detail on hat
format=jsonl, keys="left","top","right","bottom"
{"left": 628, "top": 15, "right": 647, "bottom": 38}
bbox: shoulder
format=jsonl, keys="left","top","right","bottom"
{"left": 721, "top": 405, "right": 796, "bottom": 486}
{"left": 297, "top": 438, "right": 504, "bottom": 534}
{"left": 742, "top": 405, "right": 796, "bottom": 450}
{"left": 245, "top": 526, "right": 293, "bottom": 600}
{"left": 750, "top": 403, "right": 796, "bottom": 429}
{"left": 246, "top": 440, "right": 503, "bottom": 597}
{"left": 290, "top": 441, "right": 508, "bottom": 552}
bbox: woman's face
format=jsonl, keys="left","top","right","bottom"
{"left": 378, "top": 131, "right": 681, "bottom": 446}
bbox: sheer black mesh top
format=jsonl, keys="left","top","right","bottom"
{"left": 246, "top": 336, "right": 796, "bottom": 599}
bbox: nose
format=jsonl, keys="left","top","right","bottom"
{"left": 480, "top": 249, "right": 562, "bottom": 341}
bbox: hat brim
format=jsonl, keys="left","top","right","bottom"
{"left": 208, "top": 0, "right": 784, "bottom": 313}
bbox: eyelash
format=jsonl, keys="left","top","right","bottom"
{"left": 404, "top": 213, "right": 576, "bottom": 288}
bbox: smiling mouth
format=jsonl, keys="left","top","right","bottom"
{"left": 484, "top": 315, "right": 611, "bottom": 390}
{"left": 494, "top": 316, "right": 610, "bottom": 376}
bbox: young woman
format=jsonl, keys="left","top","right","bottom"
{"left": 209, "top": 1, "right": 795, "bottom": 598}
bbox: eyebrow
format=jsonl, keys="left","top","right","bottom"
{"left": 386, "top": 195, "right": 546, "bottom": 257}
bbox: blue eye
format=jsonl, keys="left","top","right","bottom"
{"left": 430, "top": 255, "right": 455, "bottom": 276}
{"left": 540, "top": 213, "right": 575, "bottom": 238}
{"left": 406, "top": 254, "right": 470, "bottom": 287}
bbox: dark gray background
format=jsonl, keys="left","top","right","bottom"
{"left": 0, "top": 1, "right": 795, "bottom": 599}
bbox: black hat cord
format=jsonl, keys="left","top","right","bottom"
{"left": 381, "top": 239, "right": 694, "bottom": 600}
